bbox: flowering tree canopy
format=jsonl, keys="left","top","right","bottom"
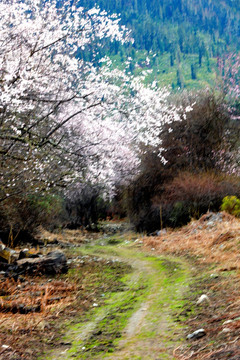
{"left": 0, "top": 0, "right": 132, "bottom": 200}
{"left": 0, "top": 0, "right": 185, "bottom": 208}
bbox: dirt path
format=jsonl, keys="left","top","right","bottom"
{"left": 45, "top": 237, "right": 192, "bottom": 360}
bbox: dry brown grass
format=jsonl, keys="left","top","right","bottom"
{"left": 38, "top": 226, "right": 101, "bottom": 245}
{"left": 0, "top": 275, "right": 78, "bottom": 359}
{"left": 143, "top": 212, "right": 240, "bottom": 271}
{"left": 0, "top": 276, "right": 76, "bottom": 317}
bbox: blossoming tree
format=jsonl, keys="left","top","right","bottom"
{"left": 0, "top": 0, "right": 186, "bottom": 235}
{"left": 0, "top": 0, "right": 133, "bottom": 201}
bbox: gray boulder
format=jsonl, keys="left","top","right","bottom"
{"left": 16, "top": 251, "right": 68, "bottom": 275}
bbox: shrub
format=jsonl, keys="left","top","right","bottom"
{"left": 0, "top": 192, "right": 65, "bottom": 246}
{"left": 221, "top": 196, "right": 240, "bottom": 217}
{"left": 65, "top": 183, "right": 114, "bottom": 229}
{"left": 156, "top": 171, "right": 240, "bottom": 227}
{"left": 123, "top": 148, "right": 171, "bottom": 233}
{"left": 160, "top": 91, "right": 239, "bottom": 173}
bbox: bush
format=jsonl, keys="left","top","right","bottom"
{"left": 160, "top": 91, "right": 239, "bottom": 172}
{"left": 123, "top": 148, "right": 171, "bottom": 233}
{"left": 65, "top": 183, "right": 114, "bottom": 229}
{"left": 123, "top": 170, "right": 240, "bottom": 233}
{"left": 157, "top": 171, "right": 240, "bottom": 227}
{"left": 221, "top": 196, "right": 240, "bottom": 217}
{"left": 0, "top": 192, "right": 65, "bottom": 246}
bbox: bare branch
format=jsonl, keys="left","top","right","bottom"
{"left": 40, "top": 101, "right": 102, "bottom": 146}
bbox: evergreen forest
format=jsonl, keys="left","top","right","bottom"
{"left": 79, "top": 0, "right": 240, "bottom": 89}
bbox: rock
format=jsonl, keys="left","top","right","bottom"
{"left": 0, "top": 302, "right": 41, "bottom": 314}
{"left": 210, "top": 273, "right": 219, "bottom": 278}
{"left": 0, "top": 246, "right": 17, "bottom": 263}
{"left": 223, "top": 320, "right": 233, "bottom": 325}
{"left": 196, "top": 294, "right": 210, "bottom": 305}
{"left": 201, "top": 212, "right": 223, "bottom": 224}
{"left": 187, "top": 328, "right": 206, "bottom": 340}
{"left": 18, "top": 249, "right": 40, "bottom": 260}
{"left": 221, "top": 327, "right": 231, "bottom": 333}
{"left": 157, "top": 229, "right": 167, "bottom": 236}
{"left": 16, "top": 251, "right": 68, "bottom": 275}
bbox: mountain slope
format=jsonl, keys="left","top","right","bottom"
{"left": 79, "top": 0, "right": 240, "bottom": 89}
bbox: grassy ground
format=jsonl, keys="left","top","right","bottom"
{"left": 109, "top": 50, "right": 217, "bottom": 90}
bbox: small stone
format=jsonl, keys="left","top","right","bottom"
{"left": 187, "top": 328, "right": 206, "bottom": 340}
{"left": 223, "top": 320, "right": 233, "bottom": 325}
{"left": 221, "top": 327, "right": 231, "bottom": 333}
{"left": 196, "top": 294, "right": 210, "bottom": 305}
{"left": 210, "top": 273, "right": 219, "bottom": 278}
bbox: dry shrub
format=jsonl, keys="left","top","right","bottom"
{"left": 124, "top": 149, "right": 169, "bottom": 232}
{"left": 0, "top": 277, "right": 76, "bottom": 315}
{"left": 154, "top": 171, "right": 240, "bottom": 227}
{"left": 143, "top": 211, "right": 240, "bottom": 270}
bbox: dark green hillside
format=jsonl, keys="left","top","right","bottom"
{"left": 79, "top": 0, "right": 240, "bottom": 88}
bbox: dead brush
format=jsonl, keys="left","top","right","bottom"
{"left": 0, "top": 276, "right": 78, "bottom": 359}
{"left": 143, "top": 212, "right": 240, "bottom": 270}
{"left": 0, "top": 276, "right": 77, "bottom": 316}
{"left": 40, "top": 284, "right": 49, "bottom": 312}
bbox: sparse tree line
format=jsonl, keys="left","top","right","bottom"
{"left": 0, "top": 0, "right": 239, "bottom": 245}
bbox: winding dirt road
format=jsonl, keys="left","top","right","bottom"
{"left": 46, "top": 239, "right": 192, "bottom": 360}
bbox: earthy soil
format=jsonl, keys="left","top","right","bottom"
{"left": 1, "top": 214, "right": 240, "bottom": 360}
